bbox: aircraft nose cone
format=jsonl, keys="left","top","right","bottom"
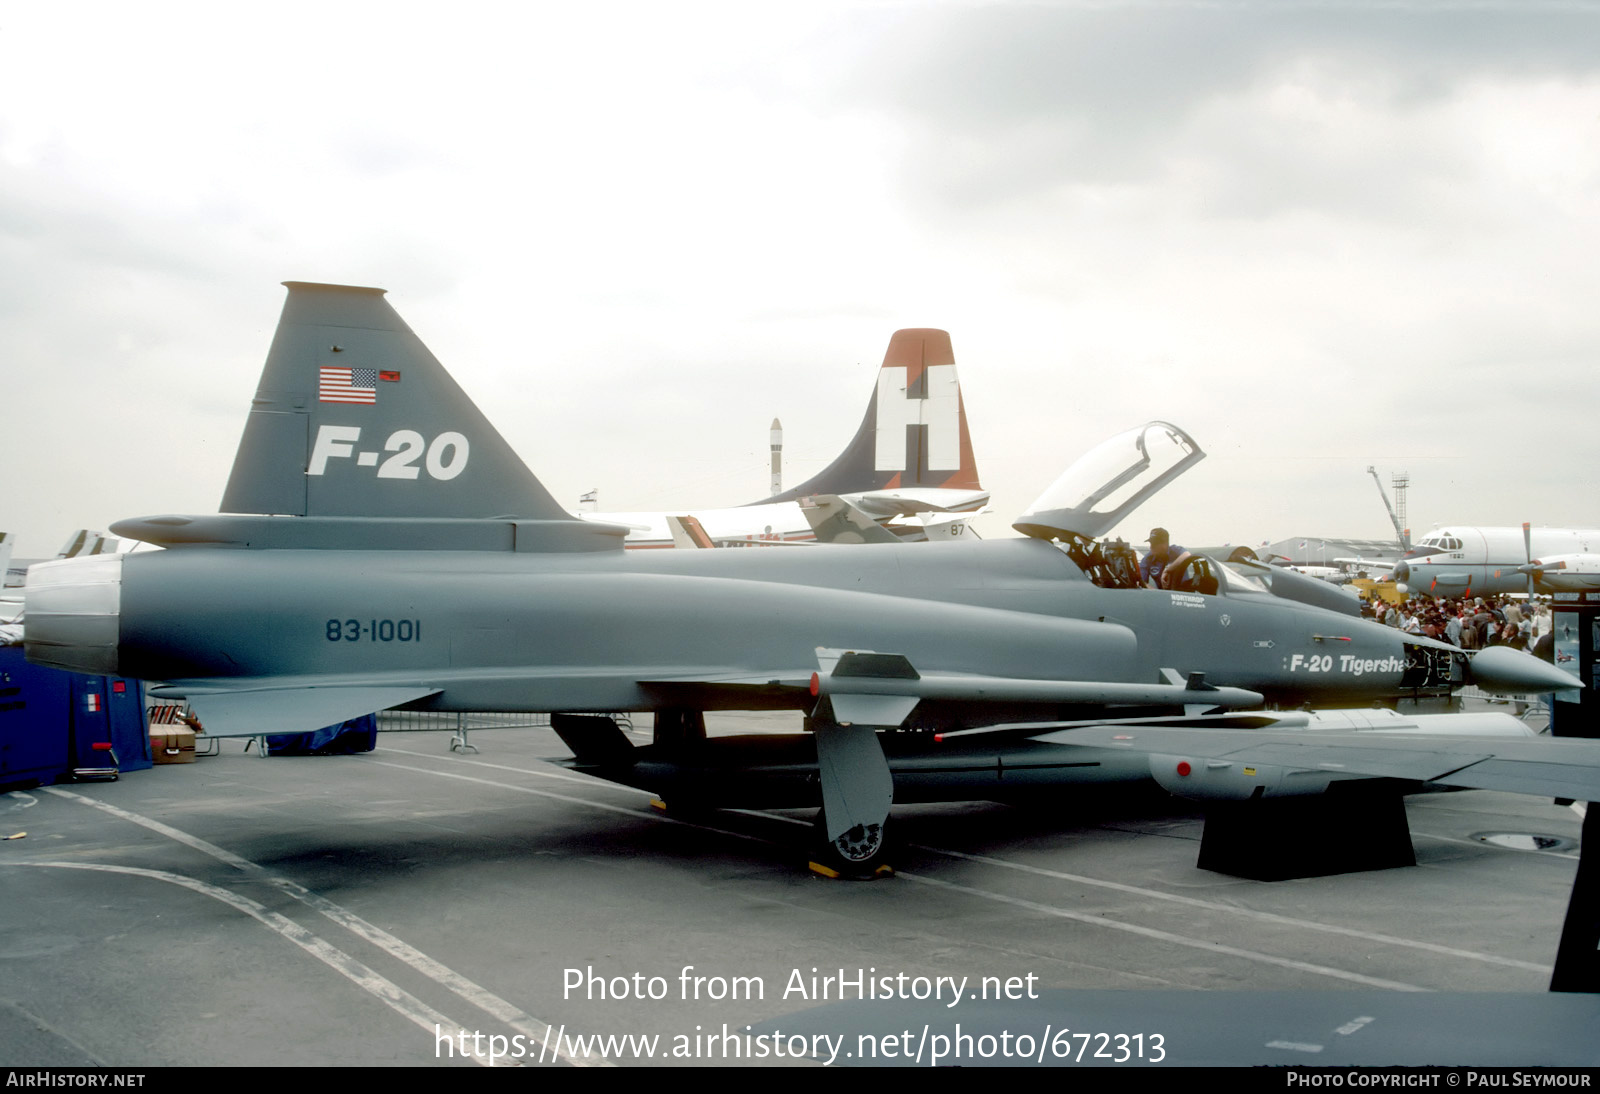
{"left": 1470, "top": 645, "right": 1581, "bottom": 695}
{"left": 1392, "top": 561, "right": 1409, "bottom": 583}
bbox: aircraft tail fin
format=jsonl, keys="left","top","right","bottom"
{"left": 55, "top": 530, "right": 112, "bottom": 559}
{"left": 666, "top": 515, "right": 717, "bottom": 549}
{"left": 918, "top": 510, "right": 985, "bottom": 542}
{"left": 753, "top": 329, "right": 982, "bottom": 505}
{"left": 799, "top": 495, "right": 901, "bottom": 545}
{"left": 220, "top": 282, "right": 571, "bottom": 522}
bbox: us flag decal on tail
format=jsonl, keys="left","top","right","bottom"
{"left": 319, "top": 366, "right": 378, "bottom": 404}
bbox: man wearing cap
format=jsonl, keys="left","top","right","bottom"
{"left": 1140, "top": 527, "right": 1188, "bottom": 589}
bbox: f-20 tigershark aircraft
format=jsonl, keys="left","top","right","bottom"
{"left": 23, "top": 283, "right": 1590, "bottom": 874}
{"left": 584, "top": 327, "right": 987, "bottom": 548}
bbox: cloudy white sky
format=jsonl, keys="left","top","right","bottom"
{"left": 3, "top": 1, "right": 1598, "bottom": 558}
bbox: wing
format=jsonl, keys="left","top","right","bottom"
{"left": 640, "top": 655, "right": 1265, "bottom": 724}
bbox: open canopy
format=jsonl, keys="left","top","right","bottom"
{"left": 1013, "top": 421, "right": 1204, "bottom": 541}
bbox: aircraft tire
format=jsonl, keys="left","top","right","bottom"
{"left": 809, "top": 811, "right": 894, "bottom": 879}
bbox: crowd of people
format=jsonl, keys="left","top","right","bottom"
{"left": 1359, "top": 593, "right": 1554, "bottom": 659}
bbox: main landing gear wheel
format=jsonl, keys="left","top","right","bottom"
{"left": 809, "top": 813, "right": 894, "bottom": 880}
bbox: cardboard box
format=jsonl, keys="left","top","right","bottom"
{"left": 151, "top": 727, "right": 197, "bottom": 764}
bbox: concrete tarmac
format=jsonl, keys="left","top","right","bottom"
{"left": 0, "top": 712, "right": 1593, "bottom": 1068}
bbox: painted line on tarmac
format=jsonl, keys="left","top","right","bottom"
{"left": 365, "top": 758, "right": 768, "bottom": 846}
{"left": 740, "top": 807, "right": 1548, "bottom": 976}
{"left": 363, "top": 760, "right": 1552, "bottom": 980}
{"left": 895, "top": 871, "right": 1432, "bottom": 992}
{"left": 363, "top": 768, "right": 1464, "bottom": 990}
{"left": 43, "top": 787, "right": 607, "bottom": 1068}
{"left": 1411, "top": 829, "right": 1579, "bottom": 862}
{"left": 377, "top": 744, "right": 646, "bottom": 791}
{"left": 3, "top": 859, "right": 498, "bottom": 1067}
{"left": 370, "top": 763, "right": 1543, "bottom": 985}
{"left": 748, "top": 806, "right": 1537, "bottom": 983}
{"left": 914, "top": 844, "right": 1550, "bottom": 974}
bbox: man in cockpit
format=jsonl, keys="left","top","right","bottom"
{"left": 1140, "top": 527, "right": 1190, "bottom": 589}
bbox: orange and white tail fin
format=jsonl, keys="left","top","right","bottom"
{"left": 666, "top": 515, "right": 717, "bottom": 549}
{"left": 753, "top": 329, "right": 983, "bottom": 507}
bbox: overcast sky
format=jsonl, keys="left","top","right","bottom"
{"left": 3, "top": 1, "right": 1598, "bottom": 558}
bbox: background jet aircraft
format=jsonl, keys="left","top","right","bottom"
{"left": 1393, "top": 524, "right": 1600, "bottom": 597}
{"left": 23, "top": 283, "right": 1581, "bottom": 873}
{"left": 1333, "top": 554, "right": 1399, "bottom": 577}
{"left": 2, "top": 528, "right": 117, "bottom": 589}
{"left": 582, "top": 328, "right": 987, "bottom": 547}
{"left": 796, "top": 494, "right": 985, "bottom": 546}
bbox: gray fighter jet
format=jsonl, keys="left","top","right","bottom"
{"left": 23, "top": 283, "right": 1585, "bottom": 874}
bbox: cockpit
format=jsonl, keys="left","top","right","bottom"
{"left": 1014, "top": 421, "right": 1203, "bottom": 544}
{"left": 1014, "top": 422, "right": 1227, "bottom": 593}
{"left": 1404, "top": 533, "right": 1462, "bottom": 557}
{"left": 1011, "top": 421, "right": 1287, "bottom": 603}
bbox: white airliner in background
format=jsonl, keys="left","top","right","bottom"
{"left": 1393, "top": 525, "right": 1600, "bottom": 596}
{"left": 580, "top": 328, "right": 988, "bottom": 548}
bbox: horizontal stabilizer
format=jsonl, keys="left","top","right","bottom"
{"left": 179, "top": 685, "right": 440, "bottom": 737}
{"left": 110, "top": 513, "right": 628, "bottom": 552}
{"left": 845, "top": 488, "right": 990, "bottom": 518}
{"left": 799, "top": 495, "right": 900, "bottom": 545}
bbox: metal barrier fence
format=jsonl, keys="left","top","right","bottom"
{"left": 376, "top": 710, "right": 552, "bottom": 733}
{"left": 1456, "top": 687, "right": 1552, "bottom": 732}
{"left": 148, "top": 702, "right": 568, "bottom": 756}
{"left": 148, "top": 701, "right": 556, "bottom": 734}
